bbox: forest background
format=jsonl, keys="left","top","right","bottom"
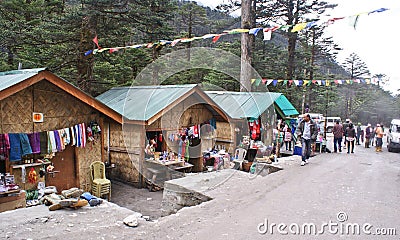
{"left": 0, "top": 0, "right": 398, "bottom": 125}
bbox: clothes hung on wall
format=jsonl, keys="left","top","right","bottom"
{"left": 248, "top": 117, "right": 262, "bottom": 141}
{"left": 165, "top": 117, "right": 217, "bottom": 144}
{"left": 0, "top": 134, "right": 10, "bottom": 161}
{"left": 3, "top": 123, "right": 88, "bottom": 162}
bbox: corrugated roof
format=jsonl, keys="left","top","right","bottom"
{"left": 96, "top": 84, "right": 198, "bottom": 121}
{"left": 274, "top": 94, "right": 299, "bottom": 116}
{"left": 0, "top": 68, "right": 46, "bottom": 92}
{"left": 205, "top": 91, "right": 280, "bottom": 119}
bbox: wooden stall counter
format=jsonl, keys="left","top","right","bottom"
{"left": 0, "top": 190, "right": 26, "bottom": 213}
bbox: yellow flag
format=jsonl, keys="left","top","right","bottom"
{"left": 291, "top": 23, "right": 307, "bottom": 32}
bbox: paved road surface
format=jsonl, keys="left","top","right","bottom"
{"left": 1, "top": 136, "right": 399, "bottom": 239}
{"left": 140, "top": 137, "right": 399, "bottom": 240}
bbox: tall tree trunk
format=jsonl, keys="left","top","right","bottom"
{"left": 152, "top": 47, "right": 160, "bottom": 85}
{"left": 77, "top": 16, "right": 97, "bottom": 96}
{"left": 240, "top": 0, "right": 252, "bottom": 92}
{"left": 309, "top": 29, "right": 316, "bottom": 80}
{"left": 287, "top": 33, "right": 297, "bottom": 79}
{"left": 186, "top": 11, "right": 192, "bottom": 61}
{"left": 7, "top": 48, "right": 14, "bottom": 66}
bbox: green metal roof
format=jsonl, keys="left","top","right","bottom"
{"left": 96, "top": 84, "right": 198, "bottom": 121}
{"left": 206, "top": 91, "right": 299, "bottom": 119}
{"left": 270, "top": 92, "right": 299, "bottom": 117}
{"left": 205, "top": 91, "right": 280, "bottom": 119}
{"left": 0, "top": 68, "right": 46, "bottom": 92}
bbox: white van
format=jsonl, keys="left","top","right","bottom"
{"left": 308, "top": 113, "right": 324, "bottom": 123}
{"left": 387, "top": 119, "right": 400, "bottom": 152}
{"left": 326, "top": 117, "right": 342, "bottom": 133}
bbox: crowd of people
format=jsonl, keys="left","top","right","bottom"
{"left": 332, "top": 119, "right": 385, "bottom": 153}
{"left": 273, "top": 114, "right": 387, "bottom": 167}
{"left": 293, "top": 114, "right": 387, "bottom": 166}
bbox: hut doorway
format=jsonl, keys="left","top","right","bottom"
{"left": 46, "top": 145, "right": 77, "bottom": 191}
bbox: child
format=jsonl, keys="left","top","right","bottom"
{"left": 284, "top": 126, "right": 292, "bottom": 151}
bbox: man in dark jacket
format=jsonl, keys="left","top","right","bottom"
{"left": 295, "top": 114, "right": 318, "bottom": 166}
{"left": 332, "top": 120, "right": 344, "bottom": 152}
{"left": 342, "top": 119, "right": 350, "bottom": 148}
{"left": 364, "top": 124, "right": 372, "bottom": 148}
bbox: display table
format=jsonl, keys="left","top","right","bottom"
{"left": 146, "top": 159, "right": 193, "bottom": 172}
{"left": 144, "top": 159, "right": 193, "bottom": 191}
{"left": 0, "top": 190, "right": 26, "bottom": 213}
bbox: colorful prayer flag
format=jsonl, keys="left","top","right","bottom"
{"left": 291, "top": 23, "right": 307, "bottom": 32}
{"left": 93, "top": 35, "right": 100, "bottom": 48}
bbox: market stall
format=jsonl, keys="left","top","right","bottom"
{"left": 0, "top": 68, "right": 122, "bottom": 209}
{"left": 205, "top": 91, "right": 299, "bottom": 169}
{"left": 97, "top": 84, "right": 230, "bottom": 188}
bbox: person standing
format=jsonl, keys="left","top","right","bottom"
{"left": 342, "top": 119, "right": 350, "bottom": 149}
{"left": 332, "top": 120, "right": 344, "bottom": 152}
{"left": 356, "top": 123, "right": 363, "bottom": 145}
{"left": 295, "top": 114, "right": 318, "bottom": 166}
{"left": 345, "top": 123, "right": 356, "bottom": 154}
{"left": 375, "top": 124, "right": 384, "bottom": 152}
{"left": 284, "top": 126, "right": 292, "bottom": 151}
{"left": 364, "top": 124, "right": 372, "bottom": 148}
{"left": 371, "top": 124, "right": 376, "bottom": 146}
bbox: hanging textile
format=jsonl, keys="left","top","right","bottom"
{"left": 57, "top": 129, "right": 65, "bottom": 151}
{"left": 39, "top": 131, "right": 49, "bottom": 154}
{"left": 209, "top": 118, "right": 217, "bottom": 130}
{"left": 81, "top": 123, "right": 87, "bottom": 148}
{"left": 64, "top": 127, "right": 71, "bottom": 145}
{"left": 48, "top": 131, "right": 57, "bottom": 153}
{"left": 9, "top": 133, "right": 22, "bottom": 161}
{"left": 70, "top": 126, "right": 76, "bottom": 146}
{"left": 27, "top": 132, "right": 40, "bottom": 154}
{"left": 181, "top": 136, "right": 186, "bottom": 158}
{"left": 5, "top": 122, "right": 88, "bottom": 160}
{"left": 76, "top": 124, "right": 81, "bottom": 147}
{"left": 20, "top": 133, "right": 33, "bottom": 156}
{"left": 0, "top": 134, "right": 10, "bottom": 160}
{"left": 53, "top": 130, "right": 62, "bottom": 152}
{"left": 185, "top": 140, "right": 189, "bottom": 161}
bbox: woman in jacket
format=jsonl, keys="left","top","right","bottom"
{"left": 345, "top": 123, "right": 356, "bottom": 154}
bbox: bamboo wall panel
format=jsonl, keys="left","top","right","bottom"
{"left": 1, "top": 88, "right": 33, "bottom": 133}
{"left": 107, "top": 121, "right": 144, "bottom": 185}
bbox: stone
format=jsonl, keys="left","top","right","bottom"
{"left": 123, "top": 212, "right": 142, "bottom": 227}
{"left": 123, "top": 215, "right": 139, "bottom": 227}
{"left": 44, "top": 186, "right": 57, "bottom": 195}
{"left": 49, "top": 203, "right": 62, "bottom": 211}
{"left": 71, "top": 199, "right": 88, "bottom": 209}
{"left": 61, "top": 188, "right": 83, "bottom": 198}
{"left": 59, "top": 199, "right": 78, "bottom": 207}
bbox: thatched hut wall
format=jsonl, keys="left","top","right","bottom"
{"left": 105, "top": 121, "right": 144, "bottom": 187}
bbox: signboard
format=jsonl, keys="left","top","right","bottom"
{"left": 33, "top": 112, "right": 44, "bottom": 123}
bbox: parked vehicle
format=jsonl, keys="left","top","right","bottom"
{"left": 308, "top": 113, "right": 324, "bottom": 124}
{"left": 387, "top": 119, "right": 400, "bottom": 152}
{"left": 326, "top": 117, "right": 342, "bottom": 133}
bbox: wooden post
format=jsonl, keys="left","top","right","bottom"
{"left": 240, "top": 0, "right": 252, "bottom": 92}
